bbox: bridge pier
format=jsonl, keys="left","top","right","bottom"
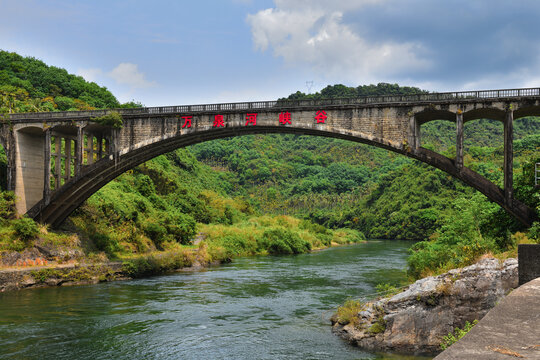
{"left": 13, "top": 127, "right": 46, "bottom": 214}
{"left": 43, "top": 128, "right": 51, "bottom": 205}
{"left": 455, "top": 110, "right": 464, "bottom": 170}
{"left": 408, "top": 114, "right": 420, "bottom": 150}
{"left": 76, "top": 127, "right": 83, "bottom": 176}
{"left": 504, "top": 109, "right": 513, "bottom": 205}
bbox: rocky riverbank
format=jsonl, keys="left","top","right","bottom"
{"left": 331, "top": 257, "right": 518, "bottom": 356}
{"left": 0, "top": 241, "right": 211, "bottom": 292}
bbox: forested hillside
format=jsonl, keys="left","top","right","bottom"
{"left": 0, "top": 51, "right": 538, "bottom": 279}
{"left": 0, "top": 51, "right": 124, "bottom": 112}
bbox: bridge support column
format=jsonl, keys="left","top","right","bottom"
{"left": 111, "top": 129, "right": 119, "bottom": 163}
{"left": 96, "top": 134, "right": 103, "bottom": 159}
{"left": 76, "top": 127, "right": 83, "bottom": 176}
{"left": 43, "top": 128, "right": 51, "bottom": 205}
{"left": 504, "top": 109, "right": 514, "bottom": 205}
{"left": 408, "top": 115, "right": 420, "bottom": 150}
{"left": 456, "top": 110, "right": 464, "bottom": 170}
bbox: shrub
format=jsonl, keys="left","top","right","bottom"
{"left": 90, "top": 232, "right": 121, "bottom": 255}
{"left": 0, "top": 191, "right": 16, "bottom": 220}
{"left": 440, "top": 320, "right": 478, "bottom": 350}
{"left": 259, "top": 227, "right": 311, "bottom": 255}
{"left": 376, "top": 283, "right": 402, "bottom": 298}
{"left": 121, "top": 251, "right": 194, "bottom": 277}
{"left": 334, "top": 300, "right": 364, "bottom": 326}
{"left": 368, "top": 316, "right": 387, "bottom": 334}
{"left": 91, "top": 111, "right": 123, "bottom": 128}
{"left": 13, "top": 217, "right": 39, "bottom": 241}
{"left": 144, "top": 222, "right": 167, "bottom": 242}
{"left": 528, "top": 221, "right": 540, "bottom": 243}
{"left": 164, "top": 211, "right": 197, "bottom": 245}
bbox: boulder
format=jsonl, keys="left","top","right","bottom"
{"left": 332, "top": 257, "right": 518, "bottom": 356}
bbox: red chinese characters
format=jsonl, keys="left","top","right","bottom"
{"left": 180, "top": 116, "right": 192, "bottom": 128}
{"left": 279, "top": 112, "right": 292, "bottom": 125}
{"left": 245, "top": 113, "right": 257, "bottom": 126}
{"left": 315, "top": 110, "right": 327, "bottom": 123}
{"left": 213, "top": 115, "right": 225, "bottom": 127}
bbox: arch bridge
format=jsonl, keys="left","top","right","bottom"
{"left": 1, "top": 87, "right": 539, "bottom": 228}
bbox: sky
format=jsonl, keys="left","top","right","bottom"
{"left": 2, "top": 0, "right": 540, "bottom": 106}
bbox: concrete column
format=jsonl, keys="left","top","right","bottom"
{"left": 76, "top": 127, "right": 83, "bottom": 176}
{"left": 65, "top": 139, "right": 72, "bottom": 180}
{"left": 518, "top": 244, "right": 540, "bottom": 285}
{"left": 87, "top": 134, "right": 94, "bottom": 165}
{"left": 413, "top": 117, "right": 420, "bottom": 150}
{"left": 97, "top": 134, "right": 103, "bottom": 160}
{"left": 408, "top": 115, "right": 417, "bottom": 150}
{"left": 43, "top": 129, "right": 51, "bottom": 204}
{"left": 504, "top": 109, "right": 514, "bottom": 204}
{"left": 456, "top": 111, "right": 464, "bottom": 170}
{"left": 111, "top": 129, "right": 119, "bottom": 164}
{"left": 54, "top": 136, "right": 61, "bottom": 190}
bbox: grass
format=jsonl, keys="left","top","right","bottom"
{"left": 334, "top": 299, "right": 365, "bottom": 327}
{"left": 368, "top": 315, "right": 387, "bottom": 334}
{"left": 119, "top": 249, "right": 196, "bottom": 278}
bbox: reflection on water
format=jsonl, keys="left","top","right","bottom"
{"left": 0, "top": 241, "right": 431, "bottom": 360}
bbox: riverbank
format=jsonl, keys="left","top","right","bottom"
{"left": 0, "top": 243, "right": 226, "bottom": 292}
{"left": 331, "top": 257, "right": 518, "bottom": 356}
{"left": 0, "top": 222, "right": 366, "bottom": 292}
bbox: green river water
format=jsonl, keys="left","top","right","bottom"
{"left": 0, "top": 240, "right": 432, "bottom": 360}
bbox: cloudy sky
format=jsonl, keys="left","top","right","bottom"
{"left": 2, "top": 0, "right": 540, "bottom": 106}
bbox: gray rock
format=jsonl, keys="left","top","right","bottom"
{"left": 332, "top": 257, "right": 518, "bottom": 356}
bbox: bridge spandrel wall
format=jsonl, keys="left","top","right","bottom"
{"left": 353, "top": 107, "right": 409, "bottom": 146}
{"left": 118, "top": 117, "right": 177, "bottom": 154}
{"left": 116, "top": 108, "right": 410, "bottom": 155}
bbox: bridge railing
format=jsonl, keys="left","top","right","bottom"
{"left": 7, "top": 87, "right": 540, "bottom": 121}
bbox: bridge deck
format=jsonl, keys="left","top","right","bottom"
{"left": 7, "top": 87, "right": 540, "bottom": 122}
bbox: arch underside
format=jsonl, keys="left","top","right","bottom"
{"left": 28, "top": 125, "right": 537, "bottom": 228}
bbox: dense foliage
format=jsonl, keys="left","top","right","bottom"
{"left": 0, "top": 50, "right": 128, "bottom": 113}
{"left": 283, "top": 83, "right": 427, "bottom": 100}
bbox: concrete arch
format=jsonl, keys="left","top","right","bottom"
{"left": 514, "top": 105, "right": 540, "bottom": 119}
{"left": 415, "top": 109, "right": 455, "bottom": 125}
{"left": 463, "top": 108, "right": 505, "bottom": 123}
{"left": 49, "top": 124, "right": 78, "bottom": 135}
{"left": 27, "top": 124, "right": 536, "bottom": 229}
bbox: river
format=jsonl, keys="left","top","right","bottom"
{"left": 0, "top": 241, "right": 431, "bottom": 360}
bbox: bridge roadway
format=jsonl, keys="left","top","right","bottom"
{"left": 1, "top": 87, "right": 539, "bottom": 227}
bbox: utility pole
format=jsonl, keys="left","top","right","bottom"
{"left": 305, "top": 81, "right": 314, "bottom": 94}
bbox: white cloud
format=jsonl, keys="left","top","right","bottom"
{"left": 247, "top": 0, "right": 430, "bottom": 84}
{"left": 108, "top": 63, "right": 156, "bottom": 89}
{"left": 77, "top": 63, "right": 156, "bottom": 90}
{"left": 76, "top": 68, "right": 103, "bottom": 83}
